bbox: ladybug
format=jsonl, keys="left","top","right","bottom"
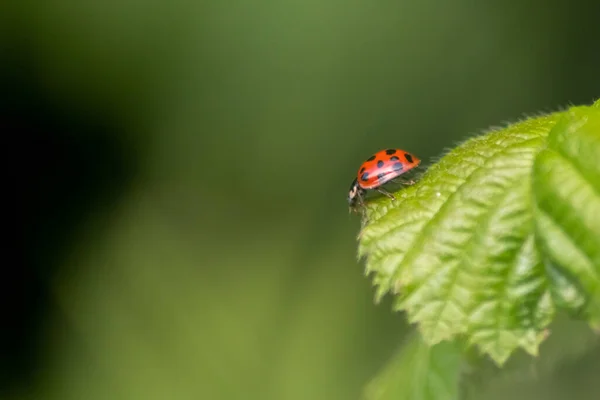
{"left": 348, "top": 148, "right": 421, "bottom": 209}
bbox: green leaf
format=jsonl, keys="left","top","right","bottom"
{"left": 358, "top": 113, "right": 562, "bottom": 365}
{"left": 532, "top": 105, "right": 600, "bottom": 329}
{"left": 364, "top": 334, "right": 462, "bottom": 400}
{"left": 460, "top": 314, "right": 598, "bottom": 399}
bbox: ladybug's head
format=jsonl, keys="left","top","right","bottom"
{"left": 347, "top": 178, "right": 364, "bottom": 208}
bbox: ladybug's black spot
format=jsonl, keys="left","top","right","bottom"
{"left": 393, "top": 162, "right": 404, "bottom": 171}
{"left": 377, "top": 160, "right": 384, "bottom": 168}
{"left": 367, "top": 155, "right": 376, "bottom": 161}
{"left": 360, "top": 167, "right": 365, "bottom": 174}
{"left": 390, "top": 155, "right": 399, "bottom": 161}
{"left": 404, "top": 153, "right": 414, "bottom": 163}
{"left": 361, "top": 172, "right": 369, "bottom": 181}
{"left": 385, "top": 149, "right": 397, "bottom": 155}
{"left": 377, "top": 173, "right": 386, "bottom": 181}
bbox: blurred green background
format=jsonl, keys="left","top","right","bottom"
{"left": 2, "top": 1, "right": 600, "bottom": 399}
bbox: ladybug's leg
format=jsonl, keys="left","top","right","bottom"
{"left": 349, "top": 192, "right": 365, "bottom": 214}
{"left": 376, "top": 187, "right": 396, "bottom": 201}
{"left": 356, "top": 190, "right": 366, "bottom": 208}
{"left": 357, "top": 192, "right": 370, "bottom": 223}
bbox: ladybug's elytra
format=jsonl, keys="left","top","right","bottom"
{"left": 348, "top": 148, "right": 421, "bottom": 209}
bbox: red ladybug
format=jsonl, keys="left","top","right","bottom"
{"left": 348, "top": 148, "right": 421, "bottom": 209}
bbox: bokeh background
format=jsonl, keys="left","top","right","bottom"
{"left": 3, "top": 1, "right": 600, "bottom": 399}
